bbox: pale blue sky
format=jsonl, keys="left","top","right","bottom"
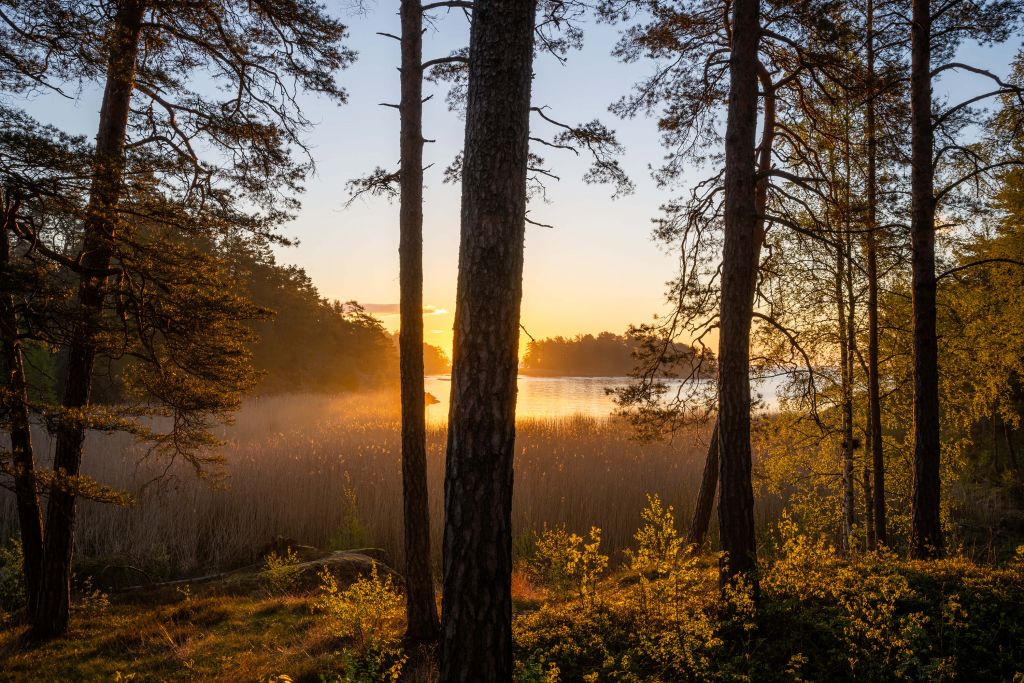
{"left": 19, "top": 3, "right": 1023, "bottom": 356}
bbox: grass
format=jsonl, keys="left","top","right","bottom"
{"left": 0, "top": 589, "right": 339, "bottom": 682}
{"left": 2, "top": 542, "right": 1022, "bottom": 682}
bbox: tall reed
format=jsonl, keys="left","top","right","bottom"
{"left": 0, "top": 393, "right": 746, "bottom": 577}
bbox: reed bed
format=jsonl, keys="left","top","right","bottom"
{"left": 0, "top": 393, "right": 776, "bottom": 578}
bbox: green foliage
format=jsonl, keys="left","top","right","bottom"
{"left": 522, "top": 332, "right": 700, "bottom": 378}
{"left": 512, "top": 498, "right": 1024, "bottom": 682}
{"left": 314, "top": 562, "right": 403, "bottom": 650}
{"left": 0, "top": 537, "right": 26, "bottom": 616}
{"left": 528, "top": 525, "right": 609, "bottom": 605}
{"left": 262, "top": 547, "right": 302, "bottom": 595}
{"left": 328, "top": 477, "right": 371, "bottom": 551}
{"left": 627, "top": 494, "right": 684, "bottom": 577}
{"left": 240, "top": 245, "right": 397, "bottom": 394}
{"left": 529, "top": 525, "right": 581, "bottom": 591}
{"left": 314, "top": 563, "right": 406, "bottom": 681}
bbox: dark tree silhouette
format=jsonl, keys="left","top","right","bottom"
{"left": 398, "top": 0, "right": 441, "bottom": 645}
{"left": 716, "top": 0, "right": 760, "bottom": 584}
{"left": 439, "top": 0, "right": 537, "bottom": 677}
{"left": 33, "top": 1, "right": 146, "bottom": 637}
{"left": 0, "top": 0, "right": 352, "bottom": 638}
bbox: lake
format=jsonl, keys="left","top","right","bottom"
{"left": 423, "top": 374, "right": 787, "bottom": 422}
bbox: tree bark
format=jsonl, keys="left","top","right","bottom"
{"left": 0, "top": 197, "right": 44, "bottom": 616}
{"left": 909, "top": 0, "right": 943, "bottom": 559}
{"left": 864, "top": 0, "right": 886, "bottom": 549}
{"left": 836, "top": 236, "right": 856, "bottom": 553}
{"left": 438, "top": 0, "right": 536, "bottom": 677}
{"left": 399, "top": 0, "right": 440, "bottom": 646}
{"left": 685, "top": 420, "right": 719, "bottom": 550}
{"left": 31, "top": 0, "right": 144, "bottom": 639}
{"left": 717, "top": 0, "right": 760, "bottom": 584}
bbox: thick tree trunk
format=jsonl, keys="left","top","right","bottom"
{"left": 399, "top": 0, "right": 440, "bottom": 646}
{"left": 31, "top": 0, "right": 143, "bottom": 639}
{"left": 685, "top": 420, "right": 719, "bottom": 550}
{"left": 438, "top": 0, "right": 536, "bottom": 678}
{"left": 717, "top": 0, "right": 760, "bottom": 584}
{"left": 864, "top": 0, "right": 886, "bottom": 549}
{"left": 0, "top": 201, "right": 44, "bottom": 616}
{"left": 909, "top": 0, "right": 943, "bottom": 559}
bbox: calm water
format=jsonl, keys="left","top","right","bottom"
{"left": 423, "top": 374, "right": 787, "bottom": 422}
{"left": 424, "top": 375, "right": 630, "bottom": 422}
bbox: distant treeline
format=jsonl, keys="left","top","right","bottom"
{"left": 25, "top": 243, "right": 451, "bottom": 399}
{"left": 520, "top": 332, "right": 701, "bottom": 377}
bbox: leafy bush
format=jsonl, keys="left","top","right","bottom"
{"left": 528, "top": 525, "right": 608, "bottom": 606}
{"left": 512, "top": 496, "right": 1024, "bottom": 682}
{"left": 314, "top": 562, "right": 406, "bottom": 681}
{"left": 0, "top": 537, "right": 26, "bottom": 616}
{"left": 263, "top": 547, "right": 302, "bottom": 594}
{"left": 627, "top": 494, "right": 684, "bottom": 577}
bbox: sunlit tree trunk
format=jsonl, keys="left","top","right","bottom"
{"left": 0, "top": 197, "right": 44, "bottom": 616}
{"left": 909, "top": 0, "right": 943, "bottom": 559}
{"left": 32, "top": 0, "right": 144, "bottom": 639}
{"left": 439, "top": 0, "right": 537, "bottom": 676}
{"left": 399, "top": 0, "right": 440, "bottom": 645}
{"left": 717, "top": 0, "right": 760, "bottom": 584}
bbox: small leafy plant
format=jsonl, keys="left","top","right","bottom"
{"left": 263, "top": 546, "right": 302, "bottom": 594}
{"left": 314, "top": 562, "right": 406, "bottom": 681}
{"left": 528, "top": 524, "right": 608, "bottom": 606}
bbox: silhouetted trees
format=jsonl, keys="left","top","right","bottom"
{"left": 521, "top": 332, "right": 701, "bottom": 377}
{"left": 0, "top": 0, "right": 353, "bottom": 638}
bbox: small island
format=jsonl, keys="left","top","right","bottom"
{"left": 519, "top": 331, "right": 705, "bottom": 377}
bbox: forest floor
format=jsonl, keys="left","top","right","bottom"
{"left": 2, "top": 543, "right": 1024, "bottom": 682}
{"left": 1, "top": 589, "right": 339, "bottom": 682}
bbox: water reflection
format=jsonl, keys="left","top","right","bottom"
{"left": 424, "top": 374, "right": 787, "bottom": 422}
{"left": 425, "top": 375, "right": 630, "bottom": 422}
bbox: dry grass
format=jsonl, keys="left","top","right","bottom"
{"left": 0, "top": 393, "right": 747, "bottom": 578}
{"left": 0, "top": 590, "right": 343, "bottom": 682}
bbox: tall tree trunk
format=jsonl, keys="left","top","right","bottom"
{"left": 0, "top": 197, "right": 44, "bottom": 616}
{"left": 438, "top": 0, "right": 536, "bottom": 677}
{"left": 836, "top": 237, "right": 855, "bottom": 552}
{"left": 399, "top": 0, "right": 440, "bottom": 646}
{"left": 685, "top": 420, "right": 719, "bottom": 550}
{"left": 841, "top": 120, "right": 857, "bottom": 552}
{"left": 864, "top": 0, "right": 886, "bottom": 549}
{"left": 31, "top": 0, "right": 144, "bottom": 639}
{"left": 717, "top": 0, "right": 760, "bottom": 584}
{"left": 909, "top": 0, "right": 943, "bottom": 559}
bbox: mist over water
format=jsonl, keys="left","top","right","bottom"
{"left": 424, "top": 374, "right": 787, "bottom": 422}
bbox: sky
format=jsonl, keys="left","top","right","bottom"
{"left": 20, "top": 3, "right": 1024, "bottom": 359}
{"left": 293, "top": 6, "right": 685, "bottom": 359}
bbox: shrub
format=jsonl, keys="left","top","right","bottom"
{"left": 314, "top": 562, "right": 406, "bottom": 681}
{"left": 263, "top": 547, "right": 302, "bottom": 594}
{"left": 529, "top": 525, "right": 608, "bottom": 606}
{"left": 528, "top": 525, "right": 579, "bottom": 591}
{"left": 0, "top": 537, "right": 26, "bottom": 616}
{"left": 73, "top": 575, "right": 110, "bottom": 616}
{"left": 627, "top": 494, "right": 683, "bottom": 578}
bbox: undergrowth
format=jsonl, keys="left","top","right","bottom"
{"left": 2, "top": 500, "right": 1023, "bottom": 681}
